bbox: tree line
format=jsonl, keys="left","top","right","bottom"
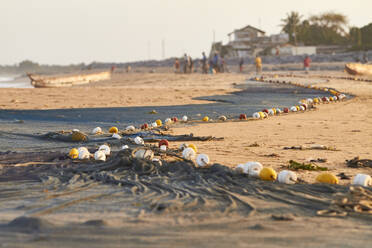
{"left": 281, "top": 11, "right": 372, "bottom": 50}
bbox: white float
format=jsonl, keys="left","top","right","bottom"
{"left": 196, "top": 154, "right": 210, "bottom": 167}
{"left": 290, "top": 106, "right": 297, "bottom": 112}
{"left": 182, "top": 115, "right": 188, "bottom": 122}
{"left": 98, "top": 144, "right": 110, "bottom": 156}
{"left": 92, "top": 127, "right": 102, "bottom": 134}
{"left": 125, "top": 125, "right": 135, "bottom": 132}
{"left": 278, "top": 170, "right": 297, "bottom": 184}
{"left": 352, "top": 174, "right": 372, "bottom": 187}
{"left": 246, "top": 162, "right": 263, "bottom": 178}
{"left": 134, "top": 136, "right": 144, "bottom": 145}
{"left": 182, "top": 147, "right": 196, "bottom": 160}
{"left": 94, "top": 150, "right": 106, "bottom": 161}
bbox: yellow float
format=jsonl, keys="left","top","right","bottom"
{"left": 155, "top": 119, "right": 163, "bottom": 127}
{"left": 259, "top": 167, "right": 277, "bottom": 181}
{"left": 316, "top": 173, "right": 338, "bottom": 184}
{"left": 188, "top": 143, "right": 198, "bottom": 153}
{"left": 69, "top": 148, "right": 79, "bottom": 159}
{"left": 109, "top": 126, "right": 118, "bottom": 134}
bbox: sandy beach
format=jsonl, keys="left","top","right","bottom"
{"left": 0, "top": 68, "right": 372, "bottom": 247}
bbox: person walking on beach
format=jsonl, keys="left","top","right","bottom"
{"left": 183, "top": 54, "right": 190, "bottom": 73}
{"left": 202, "top": 52, "right": 208, "bottom": 74}
{"left": 212, "top": 53, "right": 219, "bottom": 72}
{"left": 255, "top": 55, "right": 262, "bottom": 75}
{"left": 239, "top": 57, "right": 244, "bottom": 73}
{"left": 304, "top": 55, "right": 311, "bottom": 74}
{"left": 174, "top": 58, "right": 180, "bottom": 73}
{"left": 188, "top": 56, "right": 194, "bottom": 73}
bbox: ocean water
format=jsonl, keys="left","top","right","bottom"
{"left": 0, "top": 75, "right": 32, "bottom": 88}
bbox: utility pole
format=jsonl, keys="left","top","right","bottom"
{"left": 161, "top": 39, "right": 165, "bottom": 59}
{"left": 213, "top": 29, "right": 216, "bottom": 44}
{"left": 147, "top": 41, "right": 151, "bottom": 60}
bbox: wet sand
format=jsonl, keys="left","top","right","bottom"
{"left": 0, "top": 69, "right": 372, "bottom": 247}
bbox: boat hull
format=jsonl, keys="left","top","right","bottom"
{"left": 345, "top": 63, "right": 372, "bottom": 76}
{"left": 28, "top": 71, "right": 111, "bottom": 88}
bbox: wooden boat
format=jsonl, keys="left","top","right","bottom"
{"left": 345, "top": 63, "right": 372, "bottom": 76}
{"left": 28, "top": 71, "right": 111, "bottom": 88}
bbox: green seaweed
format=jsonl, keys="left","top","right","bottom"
{"left": 288, "top": 160, "right": 328, "bottom": 171}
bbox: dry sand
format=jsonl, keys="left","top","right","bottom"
{"left": 0, "top": 69, "right": 372, "bottom": 247}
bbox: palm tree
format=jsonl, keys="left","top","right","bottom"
{"left": 281, "top": 11, "right": 303, "bottom": 45}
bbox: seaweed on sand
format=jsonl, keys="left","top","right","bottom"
{"left": 288, "top": 160, "right": 328, "bottom": 171}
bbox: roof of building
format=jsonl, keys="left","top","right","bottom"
{"left": 228, "top": 25, "right": 266, "bottom": 36}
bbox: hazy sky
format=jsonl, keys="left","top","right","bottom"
{"left": 0, "top": 0, "right": 371, "bottom": 65}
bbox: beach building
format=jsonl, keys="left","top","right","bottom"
{"left": 210, "top": 25, "right": 289, "bottom": 58}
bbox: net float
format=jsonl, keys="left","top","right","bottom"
{"left": 188, "top": 144, "right": 197, "bottom": 153}
{"left": 125, "top": 125, "right": 135, "bottom": 132}
{"left": 160, "top": 145, "right": 167, "bottom": 152}
{"left": 252, "top": 112, "right": 260, "bottom": 119}
{"left": 151, "top": 122, "right": 158, "bottom": 128}
{"left": 141, "top": 123, "right": 149, "bottom": 129}
{"left": 219, "top": 115, "right": 227, "bottom": 121}
{"left": 155, "top": 119, "right": 162, "bottom": 127}
{"left": 94, "top": 150, "right": 106, "bottom": 161}
{"left": 182, "top": 147, "right": 196, "bottom": 160}
{"left": 196, "top": 154, "right": 210, "bottom": 167}
{"left": 272, "top": 108, "right": 277, "bottom": 115}
{"left": 171, "top": 117, "right": 178, "bottom": 122}
{"left": 283, "top": 108, "right": 289, "bottom": 113}
{"left": 258, "top": 112, "right": 265, "bottom": 118}
{"left": 316, "top": 172, "right": 338, "bottom": 184}
{"left": 295, "top": 106, "right": 300, "bottom": 111}
{"left": 92, "top": 127, "right": 102, "bottom": 135}
{"left": 121, "top": 145, "right": 129, "bottom": 150}
{"left": 352, "top": 174, "right": 371, "bottom": 187}
{"left": 202, "top": 116, "right": 209, "bottom": 122}
{"left": 262, "top": 109, "right": 269, "bottom": 114}
{"left": 134, "top": 149, "right": 154, "bottom": 160}
{"left": 165, "top": 118, "right": 172, "bottom": 125}
{"left": 299, "top": 106, "right": 305, "bottom": 111}
{"left": 158, "top": 139, "right": 169, "bottom": 148}
{"left": 98, "top": 144, "right": 110, "bottom": 155}
{"left": 290, "top": 106, "right": 297, "bottom": 112}
{"left": 259, "top": 167, "right": 277, "bottom": 181}
{"left": 134, "top": 136, "right": 144, "bottom": 145}
{"left": 239, "top": 114, "right": 247, "bottom": 120}
{"left": 268, "top": 109, "right": 275, "bottom": 116}
{"left": 78, "top": 148, "right": 90, "bottom": 160}
{"left": 246, "top": 162, "right": 263, "bottom": 178}
{"left": 276, "top": 108, "right": 282, "bottom": 114}
{"left": 69, "top": 148, "right": 79, "bottom": 159}
{"left": 278, "top": 170, "right": 297, "bottom": 184}
{"left": 109, "top": 126, "right": 118, "bottom": 134}
{"left": 235, "top": 164, "right": 249, "bottom": 174}
{"left": 78, "top": 147, "right": 89, "bottom": 154}
{"left": 182, "top": 115, "right": 188, "bottom": 122}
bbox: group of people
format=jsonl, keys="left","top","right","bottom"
{"left": 174, "top": 52, "right": 228, "bottom": 74}
{"left": 174, "top": 53, "right": 314, "bottom": 75}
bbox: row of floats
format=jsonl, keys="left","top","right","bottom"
{"left": 68, "top": 139, "right": 371, "bottom": 187}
